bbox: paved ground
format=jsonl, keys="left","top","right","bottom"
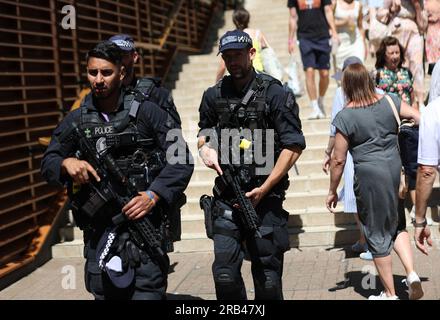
{"left": 1, "top": 239, "right": 439, "bottom": 300}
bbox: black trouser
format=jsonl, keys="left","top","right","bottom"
{"left": 83, "top": 230, "right": 169, "bottom": 300}
{"left": 211, "top": 197, "right": 290, "bottom": 300}
{"left": 399, "top": 126, "right": 419, "bottom": 191}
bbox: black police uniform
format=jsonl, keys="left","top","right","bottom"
{"left": 198, "top": 70, "right": 306, "bottom": 300}
{"left": 41, "top": 88, "right": 194, "bottom": 300}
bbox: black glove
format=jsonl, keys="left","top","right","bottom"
{"left": 114, "top": 232, "right": 149, "bottom": 270}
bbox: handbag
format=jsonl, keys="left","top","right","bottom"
{"left": 384, "top": 95, "right": 408, "bottom": 199}
{"left": 286, "top": 54, "right": 303, "bottom": 97}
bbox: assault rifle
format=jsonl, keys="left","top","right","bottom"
{"left": 66, "top": 123, "right": 166, "bottom": 263}
{"left": 213, "top": 165, "right": 261, "bottom": 238}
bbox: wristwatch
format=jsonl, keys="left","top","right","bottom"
{"left": 413, "top": 219, "right": 427, "bottom": 228}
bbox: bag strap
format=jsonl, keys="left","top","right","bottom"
{"left": 384, "top": 95, "right": 405, "bottom": 176}
{"left": 385, "top": 94, "right": 400, "bottom": 132}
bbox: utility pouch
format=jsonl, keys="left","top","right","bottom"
{"left": 199, "top": 195, "right": 214, "bottom": 239}
{"left": 213, "top": 175, "right": 230, "bottom": 199}
{"left": 81, "top": 186, "right": 114, "bottom": 218}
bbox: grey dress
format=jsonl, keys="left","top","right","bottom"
{"left": 332, "top": 94, "right": 402, "bottom": 257}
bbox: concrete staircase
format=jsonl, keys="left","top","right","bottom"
{"left": 52, "top": 0, "right": 439, "bottom": 257}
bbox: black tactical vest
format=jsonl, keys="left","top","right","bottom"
{"left": 213, "top": 74, "right": 283, "bottom": 182}
{"left": 71, "top": 90, "right": 158, "bottom": 218}
{"left": 79, "top": 93, "right": 159, "bottom": 192}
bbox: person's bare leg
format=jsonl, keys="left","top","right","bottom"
{"left": 393, "top": 231, "right": 414, "bottom": 276}
{"left": 393, "top": 230, "right": 424, "bottom": 299}
{"left": 318, "top": 69, "right": 329, "bottom": 98}
{"left": 317, "top": 69, "right": 330, "bottom": 115}
{"left": 409, "top": 189, "right": 417, "bottom": 221}
{"left": 373, "top": 255, "right": 396, "bottom": 297}
{"left": 305, "top": 68, "right": 317, "bottom": 101}
{"left": 409, "top": 190, "right": 416, "bottom": 206}
{"left": 354, "top": 213, "right": 366, "bottom": 245}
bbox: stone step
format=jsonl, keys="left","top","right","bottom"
{"left": 185, "top": 174, "right": 329, "bottom": 198}
{"left": 175, "top": 51, "right": 295, "bottom": 75}
{"left": 178, "top": 63, "right": 222, "bottom": 75}
{"left": 183, "top": 49, "right": 298, "bottom": 65}
{"left": 182, "top": 52, "right": 295, "bottom": 69}
{"left": 183, "top": 137, "right": 328, "bottom": 161}
{"left": 187, "top": 159, "right": 325, "bottom": 183}
{"left": 52, "top": 208, "right": 440, "bottom": 257}
{"left": 185, "top": 144, "right": 327, "bottom": 166}
{"left": 180, "top": 210, "right": 353, "bottom": 235}
{"left": 179, "top": 118, "right": 333, "bottom": 136}
{"left": 171, "top": 76, "right": 338, "bottom": 98}
{"left": 51, "top": 227, "right": 360, "bottom": 257}
{"left": 181, "top": 190, "right": 330, "bottom": 215}
{"left": 172, "top": 80, "right": 319, "bottom": 94}
{"left": 171, "top": 77, "right": 337, "bottom": 95}
{"left": 184, "top": 133, "right": 330, "bottom": 157}
{"left": 52, "top": 239, "right": 84, "bottom": 258}
{"left": 173, "top": 223, "right": 440, "bottom": 253}
{"left": 173, "top": 95, "right": 337, "bottom": 119}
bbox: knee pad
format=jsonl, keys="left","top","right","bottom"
{"left": 214, "top": 270, "right": 234, "bottom": 285}
{"left": 214, "top": 269, "right": 246, "bottom": 300}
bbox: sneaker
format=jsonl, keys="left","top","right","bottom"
{"left": 368, "top": 291, "right": 399, "bottom": 300}
{"left": 360, "top": 251, "right": 373, "bottom": 261}
{"left": 307, "top": 109, "right": 325, "bottom": 120}
{"left": 406, "top": 271, "right": 424, "bottom": 300}
{"left": 351, "top": 241, "right": 368, "bottom": 253}
{"left": 318, "top": 98, "right": 327, "bottom": 117}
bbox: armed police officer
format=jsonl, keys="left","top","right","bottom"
{"left": 108, "top": 34, "right": 174, "bottom": 109}
{"left": 41, "top": 41, "right": 194, "bottom": 300}
{"left": 198, "top": 30, "right": 306, "bottom": 300}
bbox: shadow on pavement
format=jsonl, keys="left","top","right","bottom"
{"left": 324, "top": 246, "right": 359, "bottom": 259}
{"left": 168, "top": 262, "right": 178, "bottom": 274}
{"left": 328, "top": 271, "right": 429, "bottom": 300}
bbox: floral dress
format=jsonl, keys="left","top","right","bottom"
{"left": 375, "top": 67, "right": 414, "bottom": 105}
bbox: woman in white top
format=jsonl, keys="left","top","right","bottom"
{"left": 333, "top": 0, "right": 368, "bottom": 71}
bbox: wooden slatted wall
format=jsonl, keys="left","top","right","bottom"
{"left": 0, "top": 0, "right": 222, "bottom": 282}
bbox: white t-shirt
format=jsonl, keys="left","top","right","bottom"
{"left": 418, "top": 96, "right": 440, "bottom": 166}
{"left": 429, "top": 60, "right": 440, "bottom": 104}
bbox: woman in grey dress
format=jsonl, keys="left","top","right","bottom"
{"left": 325, "top": 63, "right": 423, "bottom": 300}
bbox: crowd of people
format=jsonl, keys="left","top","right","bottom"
{"left": 38, "top": 1, "right": 440, "bottom": 301}
{"left": 283, "top": 0, "right": 440, "bottom": 300}
{"left": 313, "top": 1, "right": 440, "bottom": 300}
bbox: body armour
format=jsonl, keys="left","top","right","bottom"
{"left": 68, "top": 92, "right": 166, "bottom": 227}
{"left": 67, "top": 85, "right": 189, "bottom": 251}
{"left": 213, "top": 73, "right": 286, "bottom": 192}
